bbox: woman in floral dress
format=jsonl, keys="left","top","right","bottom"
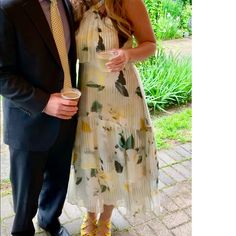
{"left": 68, "top": 0, "right": 159, "bottom": 235}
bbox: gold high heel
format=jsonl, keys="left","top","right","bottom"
{"left": 81, "top": 215, "right": 97, "bottom": 236}
{"left": 96, "top": 219, "right": 112, "bottom": 236}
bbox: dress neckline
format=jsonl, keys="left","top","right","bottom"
{"left": 83, "top": 0, "right": 105, "bottom": 18}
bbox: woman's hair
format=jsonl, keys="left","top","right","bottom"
{"left": 71, "top": 0, "right": 132, "bottom": 39}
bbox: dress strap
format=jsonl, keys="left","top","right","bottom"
{"left": 93, "top": 0, "right": 104, "bottom": 10}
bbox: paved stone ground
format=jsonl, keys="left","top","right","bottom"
{"left": 0, "top": 143, "right": 9, "bottom": 180}
{"left": 0, "top": 105, "right": 10, "bottom": 180}
{"left": 1, "top": 143, "right": 192, "bottom": 236}
{"left": 161, "top": 37, "right": 192, "bottom": 57}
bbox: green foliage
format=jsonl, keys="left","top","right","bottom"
{"left": 181, "top": 0, "right": 192, "bottom": 5}
{"left": 153, "top": 107, "right": 192, "bottom": 149}
{"left": 161, "top": 0, "right": 183, "bottom": 18}
{"left": 156, "top": 14, "right": 182, "bottom": 40}
{"left": 138, "top": 49, "right": 192, "bottom": 111}
{"left": 181, "top": 4, "right": 192, "bottom": 35}
{"left": 145, "top": 0, "right": 192, "bottom": 40}
{"left": 145, "top": 0, "right": 161, "bottom": 19}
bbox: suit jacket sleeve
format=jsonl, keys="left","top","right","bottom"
{"left": 0, "top": 8, "right": 50, "bottom": 116}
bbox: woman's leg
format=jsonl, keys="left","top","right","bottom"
{"left": 87, "top": 212, "right": 97, "bottom": 221}
{"left": 97, "top": 205, "right": 114, "bottom": 236}
{"left": 99, "top": 205, "right": 114, "bottom": 221}
{"left": 81, "top": 211, "right": 97, "bottom": 235}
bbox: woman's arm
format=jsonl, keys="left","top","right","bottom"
{"left": 106, "top": 0, "right": 156, "bottom": 72}
{"left": 124, "top": 0, "right": 157, "bottom": 61}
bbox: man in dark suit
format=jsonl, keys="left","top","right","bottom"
{"left": 0, "top": 0, "right": 78, "bottom": 235}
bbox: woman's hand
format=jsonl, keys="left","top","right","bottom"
{"left": 105, "top": 49, "right": 130, "bottom": 72}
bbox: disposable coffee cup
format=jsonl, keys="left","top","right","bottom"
{"left": 96, "top": 50, "right": 117, "bottom": 72}
{"left": 61, "top": 88, "right": 81, "bottom": 101}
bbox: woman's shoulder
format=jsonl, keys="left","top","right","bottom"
{"left": 123, "top": 0, "right": 145, "bottom": 9}
{"left": 123, "top": 0, "right": 148, "bottom": 22}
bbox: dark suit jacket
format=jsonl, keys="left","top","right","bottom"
{"left": 0, "top": 0, "right": 77, "bottom": 151}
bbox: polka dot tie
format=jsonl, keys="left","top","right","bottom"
{"left": 50, "top": 0, "right": 72, "bottom": 89}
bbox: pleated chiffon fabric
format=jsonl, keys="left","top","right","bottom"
{"left": 68, "top": 0, "right": 160, "bottom": 216}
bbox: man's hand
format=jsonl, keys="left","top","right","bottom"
{"left": 43, "top": 93, "right": 78, "bottom": 120}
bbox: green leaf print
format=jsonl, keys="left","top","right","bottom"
{"left": 76, "top": 177, "right": 83, "bottom": 185}
{"left": 115, "top": 71, "right": 129, "bottom": 97}
{"left": 137, "top": 155, "right": 143, "bottom": 164}
{"left": 115, "top": 81, "right": 129, "bottom": 97}
{"left": 118, "top": 133, "right": 126, "bottom": 149}
{"left": 82, "top": 46, "right": 88, "bottom": 51}
{"left": 91, "top": 169, "right": 98, "bottom": 177}
{"left": 115, "top": 161, "right": 124, "bottom": 173}
{"left": 126, "top": 135, "right": 135, "bottom": 150}
{"left": 86, "top": 81, "right": 105, "bottom": 91}
{"left": 135, "top": 87, "right": 143, "bottom": 98}
{"left": 101, "top": 185, "right": 107, "bottom": 193}
{"left": 98, "top": 86, "right": 105, "bottom": 91}
{"left": 96, "top": 35, "right": 105, "bottom": 52}
{"left": 91, "top": 101, "right": 103, "bottom": 113}
{"left": 86, "top": 81, "right": 101, "bottom": 88}
{"left": 117, "top": 71, "right": 126, "bottom": 85}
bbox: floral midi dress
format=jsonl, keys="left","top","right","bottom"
{"left": 68, "top": 0, "right": 159, "bottom": 216}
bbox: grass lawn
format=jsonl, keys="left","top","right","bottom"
{"left": 153, "top": 106, "right": 192, "bottom": 150}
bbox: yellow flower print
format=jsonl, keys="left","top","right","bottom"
{"left": 124, "top": 183, "right": 130, "bottom": 192}
{"left": 98, "top": 171, "right": 109, "bottom": 181}
{"left": 109, "top": 109, "right": 122, "bottom": 120}
{"left": 98, "top": 75, "right": 105, "bottom": 86}
{"left": 140, "top": 118, "right": 146, "bottom": 131}
{"left": 81, "top": 121, "right": 92, "bottom": 132}
{"left": 108, "top": 108, "right": 127, "bottom": 126}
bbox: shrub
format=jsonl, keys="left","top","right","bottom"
{"left": 138, "top": 49, "right": 192, "bottom": 111}
{"left": 161, "top": 0, "right": 183, "bottom": 18}
{"left": 181, "top": 0, "right": 192, "bottom": 5}
{"left": 180, "top": 4, "right": 192, "bottom": 35}
{"left": 156, "top": 14, "right": 182, "bottom": 40}
{"left": 145, "top": 0, "right": 192, "bottom": 40}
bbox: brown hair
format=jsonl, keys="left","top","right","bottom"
{"left": 71, "top": 0, "right": 132, "bottom": 39}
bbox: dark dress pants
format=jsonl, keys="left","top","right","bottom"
{"left": 9, "top": 119, "right": 77, "bottom": 236}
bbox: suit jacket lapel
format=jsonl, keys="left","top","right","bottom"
{"left": 22, "top": 0, "right": 61, "bottom": 66}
